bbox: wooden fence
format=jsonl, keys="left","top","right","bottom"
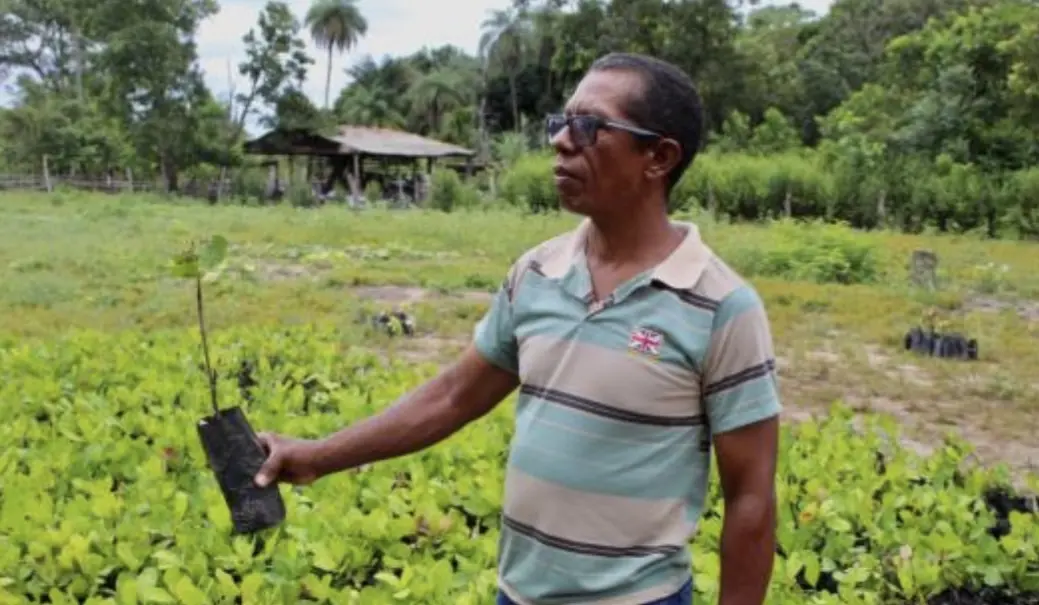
{"left": 0, "top": 173, "right": 192, "bottom": 196}
{"left": 0, "top": 173, "right": 425, "bottom": 209}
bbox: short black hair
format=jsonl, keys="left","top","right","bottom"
{"left": 588, "top": 52, "right": 705, "bottom": 192}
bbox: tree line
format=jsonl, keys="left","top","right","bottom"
{"left": 1, "top": 0, "right": 1038, "bottom": 237}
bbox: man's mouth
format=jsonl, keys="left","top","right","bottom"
{"left": 553, "top": 165, "right": 578, "bottom": 180}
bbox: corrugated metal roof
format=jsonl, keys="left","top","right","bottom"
{"left": 332, "top": 126, "right": 474, "bottom": 158}
{"left": 243, "top": 126, "right": 475, "bottom": 158}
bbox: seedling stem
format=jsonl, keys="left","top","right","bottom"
{"left": 196, "top": 273, "right": 219, "bottom": 416}
{"left": 169, "top": 234, "right": 228, "bottom": 417}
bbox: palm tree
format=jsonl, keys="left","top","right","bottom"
{"left": 336, "top": 85, "right": 406, "bottom": 128}
{"left": 305, "top": 0, "right": 368, "bottom": 109}
{"left": 479, "top": 7, "right": 533, "bottom": 132}
{"left": 405, "top": 67, "right": 474, "bottom": 136}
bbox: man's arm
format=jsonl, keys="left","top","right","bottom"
{"left": 309, "top": 346, "right": 518, "bottom": 478}
{"left": 255, "top": 261, "right": 526, "bottom": 487}
{"left": 714, "top": 417, "right": 778, "bottom": 605}
{"left": 701, "top": 285, "right": 782, "bottom": 605}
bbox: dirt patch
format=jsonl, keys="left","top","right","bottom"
{"left": 962, "top": 295, "right": 1039, "bottom": 322}
{"left": 253, "top": 261, "right": 317, "bottom": 281}
{"left": 394, "top": 337, "right": 467, "bottom": 363}
{"left": 781, "top": 343, "right": 1039, "bottom": 487}
{"left": 351, "top": 285, "right": 493, "bottom": 303}
{"left": 358, "top": 335, "right": 468, "bottom": 365}
{"left": 352, "top": 286, "right": 432, "bottom": 303}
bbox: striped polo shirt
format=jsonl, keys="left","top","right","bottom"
{"left": 474, "top": 218, "right": 782, "bottom": 605}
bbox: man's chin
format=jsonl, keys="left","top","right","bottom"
{"left": 558, "top": 194, "right": 590, "bottom": 215}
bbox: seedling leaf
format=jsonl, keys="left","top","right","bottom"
{"left": 169, "top": 236, "right": 227, "bottom": 280}
{"left": 170, "top": 250, "right": 200, "bottom": 279}
{"left": 199, "top": 235, "right": 228, "bottom": 272}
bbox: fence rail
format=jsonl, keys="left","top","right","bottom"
{"left": 0, "top": 173, "right": 187, "bottom": 195}
{"left": 0, "top": 173, "right": 422, "bottom": 209}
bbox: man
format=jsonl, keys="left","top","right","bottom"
{"left": 254, "top": 52, "right": 781, "bottom": 605}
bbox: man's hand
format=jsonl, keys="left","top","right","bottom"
{"left": 250, "top": 344, "right": 518, "bottom": 488}
{"left": 254, "top": 434, "right": 323, "bottom": 487}
{"left": 714, "top": 415, "right": 779, "bottom": 605}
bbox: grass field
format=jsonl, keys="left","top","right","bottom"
{"left": 4, "top": 191, "right": 1038, "bottom": 477}
{"left": 1, "top": 190, "right": 1037, "bottom": 603}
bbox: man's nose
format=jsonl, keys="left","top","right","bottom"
{"left": 551, "top": 125, "right": 576, "bottom": 154}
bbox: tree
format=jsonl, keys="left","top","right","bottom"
{"left": 480, "top": 7, "right": 533, "bottom": 132}
{"left": 234, "top": 1, "right": 314, "bottom": 135}
{"left": 305, "top": 0, "right": 368, "bottom": 110}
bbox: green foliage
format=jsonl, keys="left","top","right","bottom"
{"left": 719, "top": 219, "right": 886, "bottom": 285}
{"left": 428, "top": 168, "right": 479, "bottom": 212}
{"left": 0, "top": 324, "right": 1034, "bottom": 603}
{"left": 363, "top": 180, "right": 382, "bottom": 203}
{"left": 662, "top": 148, "right": 1039, "bottom": 238}
{"left": 169, "top": 236, "right": 229, "bottom": 280}
{"left": 999, "top": 168, "right": 1039, "bottom": 239}
{"left": 673, "top": 151, "right": 833, "bottom": 221}
{"left": 497, "top": 153, "right": 557, "bottom": 213}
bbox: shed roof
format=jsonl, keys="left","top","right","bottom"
{"left": 243, "top": 126, "right": 474, "bottom": 158}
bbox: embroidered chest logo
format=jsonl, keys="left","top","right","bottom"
{"left": 628, "top": 327, "right": 663, "bottom": 357}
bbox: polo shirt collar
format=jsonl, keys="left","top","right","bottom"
{"left": 539, "top": 218, "right": 711, "bottom": 296}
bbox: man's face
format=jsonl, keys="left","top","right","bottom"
{"left": 550, "top": 69, "right": 659, "bottom": 216}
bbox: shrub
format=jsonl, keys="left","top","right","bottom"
{"left": 673, "top": 152, "right": 833, "bottom": 221}
{"left": 364, "top": 180, "right": 382, "bottom": 203}
{"left": 428, "top": 168, "right": 479, "bottom": 212}
{"left": 1000, "top": 168, "right": 1039, "bottom": 239}
{"left": 720, "top": 219, "right": 886, "bottom": 285}
{"left": 498, "top": 153, "right": 557, "bottom": 213}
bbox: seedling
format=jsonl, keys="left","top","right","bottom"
{"left": 170, "top": 236, "right": 285, "bottom": 535}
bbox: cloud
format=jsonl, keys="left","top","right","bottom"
{"left": 196, "top": 0, "right": 513, "bottom": 132}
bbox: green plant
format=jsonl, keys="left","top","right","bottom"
{"left": 721, "top": 220, "right": 886, "bottom": 285}
{"left": 169, "top": 235, "right": 286, "bottom": 536}
{"left": 498, "top": 153, "right": 557, "bottom": 213}
{"left": 364, "top": 181, "right": 383, "bottom": 204}
{"left": 170, "top": 235, "right": 229, "bottom": 415}
{"left": 428, "top": 168, "right": 479, "bottom": 212}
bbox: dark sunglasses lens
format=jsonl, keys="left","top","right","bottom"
{"left": 571, "top": 116, "right": 597, "bottom": 146}
{"left": 546, "top": 115, "right": 566, "bottom": 138}
{"left": 546, "top": 115, "right": 598, "bottom": 146}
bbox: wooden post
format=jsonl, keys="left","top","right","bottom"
{"left": 347, "top": 153, "right": 362, "bottom": 200}
{"left": 42, "top": 155, "right": 52, "bottom": 192}
{"left": 877, "top": 190, "right": 887, "bottom": 228}
{"left": 910, "top": 250, "right": 938, "bottom": 290}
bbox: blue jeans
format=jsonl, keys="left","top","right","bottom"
{"left": 496, "top": 578, "right": 692, "bottom": 605}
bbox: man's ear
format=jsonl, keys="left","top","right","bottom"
{"left": 644, "top": 139, "right": 683, "bottom": 181}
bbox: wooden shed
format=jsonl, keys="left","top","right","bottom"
{"left": 243, "top": 125, "right": 478, "bottom": 200}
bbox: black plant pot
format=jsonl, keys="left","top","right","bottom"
{"left": 197, "top": 406, "right": 286, "bottom": 535}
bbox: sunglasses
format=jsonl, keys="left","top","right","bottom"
{"left": 545, "top": 113, "right": 661, "bottom": 148}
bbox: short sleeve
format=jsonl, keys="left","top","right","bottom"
{"left": 701, "top": 284, "right": 782, "bottom": 434}
{"left": 472, "top": 264, "right": 521, "bottom": 375}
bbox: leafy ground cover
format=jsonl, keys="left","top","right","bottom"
{"left": 0, "top": 191, "right": 1037, "bottom": 603}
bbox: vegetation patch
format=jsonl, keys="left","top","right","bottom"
{"left": 0, "top": 323, "right": 1036, "bottom": 604}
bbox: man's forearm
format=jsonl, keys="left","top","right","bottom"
{"left": 310, "top": 375, "right": 477, "bottom": 478}
{"left": 718, "top": 492, "right": 776, "bottom": 605}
